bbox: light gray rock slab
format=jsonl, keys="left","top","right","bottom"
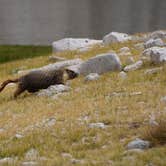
{"left": 127, "top": 138, "right": 150, "bottom": 150}
{"left": 119, "top": 47, "right": 130, "bottom": 53}
{"left": 72, "top": 53, "right": 121, "bottom": 75}
{"left": 103, "top": 32, "right": 131, "bottom": 45}
{"left": 52, "top": 38, "right": 102, "bottom": 53}
{"left": 124, "top": 60, "right": 143, "bottom": 72}
{"left": 118, "top": 71, "right": 127, "bottom": 79}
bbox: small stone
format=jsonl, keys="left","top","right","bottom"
{"left": 118, "top": 71, "right": 127, "bottom": 79}
{"left": 44, "top": 117, "right": 56, "bottom": 127}
{"left": 127, "top": 138, "right": 150, "bottom": 150}
{"left": 119, "top": 47, "right": 130, "bottom": 53}
{"left": 25, "top": 149, "right": 39, "bottom": 161}
{"left": 160, "top": 96, "right": 166, "bottom": 103}
{"left": 89, "top": 122, "right": 106, "bottom": 129}
{"left": 15, "top": 133, "right": 24, "bottom": 139}
{"left": 70, "top": 158, "right": 85, "bottom": 164}
{"left": 144, "top": 67, "right": 163, "bottom": 75}
{"left": 22, "top": 161, "right": 38, "bottom": 166}
{"left": 49, "top": 55, "right": 66, "bottom": 62}
{"left": 124, "top": 60, "right": 143, "bottom": 72}
{"left": 125, "top": 57, "right": 135, "bottom": 65}
{"left": 130, "top": 91, "right": 142, "bottom": 96}
{"left": 61, "top": 153, "right": 73, "bottom": 158}
{"left": 84, "top": 73, "right": 100, "bottom": 82}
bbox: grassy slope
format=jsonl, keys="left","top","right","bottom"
{"left": 0, "top": 45, "right": 51, "bottom": 63}
{"left": 0, "top": 41, "right": 166, "bottom": 166}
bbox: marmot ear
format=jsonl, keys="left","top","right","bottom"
{"left": 65, "top": 69, "right": 78, "bottom": 80}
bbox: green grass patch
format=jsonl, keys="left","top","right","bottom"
{"left": 0, "top": 45, "right": 51, "bottom": 63}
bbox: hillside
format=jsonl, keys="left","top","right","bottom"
{"left": 0, "top": 32, "right": 166, "bottom": 166}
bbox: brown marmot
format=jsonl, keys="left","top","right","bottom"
{"left": 0, "top": 69, "right": 78, "bottom": 98}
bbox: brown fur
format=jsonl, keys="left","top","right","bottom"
{"left": 0, "top": 69, "right": 78, "bottom": 98}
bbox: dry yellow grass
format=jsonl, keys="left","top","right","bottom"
{"left": 0, "top": 41, "right": 166, "bottom": 166}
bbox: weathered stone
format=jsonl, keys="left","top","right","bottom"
{"left": 15, "top": 133, "right": 24, "bottom": 139}
{"left": 37, "top": 84, "right": 70, "bottom": 97}
{"left": 127, "top": 138, "right": 150, "bottom": 150}
{"left": 25, "top": 149, "right": 39, "bottom": 161}
{"left": 144, "top": 67, "right": 163, "bottom": 75}
{"left": 118, "top": 71, "right": 127, "bottom": 79}
{"left": 142, "top": 47, "right": 166, "bottom": 64}
{"left": 84, "top": 73, "right": 100, "bottom": 82}
{"left": 119, "top": 47, "right": 130, "bottom": 53}
{"left": 160, "top": 96, "right": 166, "bottom": 103}
{"left": 52, "top": 38, "right": 102, "bottom": 53}
{"left": 144, "top": 38, "right": 164, "bottom": 48}
{"left": 118, "top": 52, "right": 132, "bottom": 57}
{"left": 49, "top": 55, "right": 66, "bottom": 62}
{"left": 103, "top": 32, "right": 131, "bottom": 45}
{"left": 61, "top": 153, "right": 73, "bottom": 158}
{"left": 148, "top": 30, "right": 166, "bottom": 40}
{"left": 124, "top": 60, "right": 143, "bottom": 72}
{"left": 69, "top": 53, "right": 121, "bottom": 75}
{"left": 22, "top": 161, "right": 38, "bottom": 166}
{"left": 89, "top": 123, "right": 106, "bottom": 129}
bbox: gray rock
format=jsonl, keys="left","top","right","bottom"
{"left": 142, "top": 47, "right": 166, "bottom": 64}
{"left": 103, "top": 32, "right": 131, "bottom": 45}
{"left": 84, "top": 73, "right": 100, "bottom": 82}
{"left": 144, "top": 38, "right": 164, "bottom": 48}
{"left": 52, "top": 38, "right": 102, "bottom": 53}
{"left": 127, "top": 138, "right": 150, "bottom": 150}
{"left": 70, "top": 158, "right": 85, "bottom": 164}
{"left": 118, "top": 51, "right": 132, "bottom": 57}
{"left": 144, "top": 67, "right": 163, "bottom": 75}
{"left": 148, "top": 30, "right": 166, "bottom": 40}
{"left": 49, "top": 55, "right": 66, "bottom": 62}
{"left": 89, "top": 123, "right": 106, "bottom": 129}
{"left": 22, "top": 161, "right": 38, "bottom": 166}
{"left": 25, "top": 149, "right": 39, "bottom": 161}
{"left": 118, "top": 71, "right": 127, "bottom": 79}
{"left": 124, "top": 60, "right": 143, "bottom": 72}
{"left": 70, "top": 53, "right": 121, "bottom": 75}
{"left": 125, "top": 57, "right": 135, "bottom": 65}
{"left": 37, "top": 84, "right": 70, "bottom": 97}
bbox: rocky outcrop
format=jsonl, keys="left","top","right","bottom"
{"left": 84, "top": 73, "right": 100, "bottom": 82}
{"left": 144, "top": 38, "right": 164, "bottom": 48}
{"left": 142, "top": 47, "right": 166, "bottom": 64}
{"left": 52, "top": 38, "right": 102, "bottom": 53}
{"left": 103, "top": 32, "right": 131, "bottom": 45}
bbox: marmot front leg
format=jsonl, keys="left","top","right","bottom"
{"left": 14, "top": 86, "right": 25, "bottom": 98}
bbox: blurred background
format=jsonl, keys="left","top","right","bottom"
{"left": 0, "top": 0, "right": 166, "bottom": 45}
